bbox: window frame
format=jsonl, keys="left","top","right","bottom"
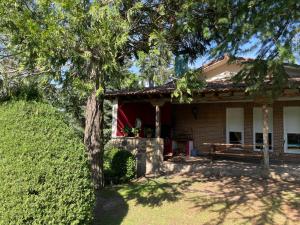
{"left": 253, "top": 107, "right": 273, "bottom": 151}
{"left": 286, "top": 133, "right": 300, "bottom": 150}
{"left": 226, "top": 108, "right": 244, "bottom": 148}
{"left": 284, "top": 107, "right": 300, "bottom": 154}
{"left": 229, "top": 131, "right": 243, "bottom": 144}
{"left": 254, "top": 132, "right": 273, "bottom": 151}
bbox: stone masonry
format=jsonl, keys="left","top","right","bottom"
{"left": 108, "top": 137, "right": 164, "bottom": 176}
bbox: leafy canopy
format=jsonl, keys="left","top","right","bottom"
{"left": 0, "top": 0, "right": 132, "bottom": 96}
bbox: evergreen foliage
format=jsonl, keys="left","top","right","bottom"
{"left": 0, "top": 101, "right": 94, "bottom": 224}
{"left": 104, "top": 146, "right": 136, "bottom": 184}
{"left": 1, "top": 0, "right": 298, "bottom": 186}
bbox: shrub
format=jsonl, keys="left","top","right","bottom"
{"left": 103, "top": 146, "right": 120, "bottom": 183}
{"left": 111, "top": 150, "right": 136, "bottom": 182}
{"left": 104, "top": 146, "right": 136, "bottom": 184}
{"left": 0, "top": 101, "right": 94, "bottom": 225}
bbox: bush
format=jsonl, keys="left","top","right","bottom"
{"left": 103, "top": 146, "right": 120, "bottom": 183}
{"left": 0, "top": 101, "right": 94, "bottom": 225}
{"left": 104, "top": 146, "right": 136, "bottom": 184}
{"left": 111, "top": 150, "right": 136, "bottom": 182}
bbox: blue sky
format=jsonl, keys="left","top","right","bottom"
{"left": 129, "top": 48, "right": 259, "bottom": 74}
{"left": 129, "top": 34, "right": 300, "bottom": 74}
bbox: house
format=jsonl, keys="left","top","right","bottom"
{"left": 105, "top": 55, "right": 300, "bottom": 175}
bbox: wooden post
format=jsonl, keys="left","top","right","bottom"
{"left": 111, "top": 98, "right": 118, "bottom": 138}
{"left": 262, "top": 104, "right": 270, "bottom": 171}
{"left": 155, "top": 105, "right": 161, "bottom": 138}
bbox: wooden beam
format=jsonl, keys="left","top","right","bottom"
{"left": 219, "top": 92, "right": 232, "bottom": 97}
{"left": 150, "top": 99, "right": 165, "bottom": 107}
{"left": 233, "top": 91, "right": 245, "bottom": 97}
{"left": 283, "top": 89, "right": 300, "bottom": 97}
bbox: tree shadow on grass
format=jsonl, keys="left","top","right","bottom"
{"left": 184, "top": 175, "right": 300, "bottom": 225}
{"left": 94, "top": 177, "right": 183, "bottom": 225}
{"left": 116, "top": 177, "right": 183, "bottom": 207}
{"left": 94, "top": 160, "right": 300, "bottom": 225}
{"left": 94, "top": 189, "right": 128, "bottom": 225}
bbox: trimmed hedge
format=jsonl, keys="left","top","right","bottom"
{"left": 0, "top": 101, "right": 94, "bottom": 225}
{"left": 111, "top": 150, "right": 136, "bottom": 182}
{"left": 104, "top": 146, "right": 136, "bottom": 184}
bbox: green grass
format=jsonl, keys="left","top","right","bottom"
{"left": 95, "top": 175, "right": 300, "bottom": 225}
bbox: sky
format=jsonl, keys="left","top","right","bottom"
{"left": 129, "top": 35, "right": 300, "bottom": 75}
{"left": 129, "top": 45, "right": 259, "bottom": 74}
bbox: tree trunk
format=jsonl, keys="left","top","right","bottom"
{"left": 262, "top": 104, "right": 270, "bottom": 172}
{"left": 84, "top": 65, "right": 104, "bottom": 190}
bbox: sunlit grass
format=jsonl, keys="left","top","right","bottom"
{"left": 96, "top": 175, "right": 300, "bottom": 225}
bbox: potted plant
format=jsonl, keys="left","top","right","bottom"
{"left": 132, "top": 127, "right": 140, "bottom": 137}
{"left": 123, "top": 124, "right": 131, "bottom": 137}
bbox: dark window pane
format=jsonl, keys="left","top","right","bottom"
{"left": 255, "top": 133, "right": 272, "bottom": 150}
{"left": 229, "top": 132, "right": 242, "bottom": 144}
{"left": 287, "top": 133, "right": 300, "bottom": 149}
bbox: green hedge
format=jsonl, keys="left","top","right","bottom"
{"left": 0, "top": 101, "right": 94, "bottom": 225}
{"left": 104, "top": 146, "right": 136, "bottom": 184}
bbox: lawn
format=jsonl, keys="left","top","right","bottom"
{"left": 95, "top": 174, "right": 300, "bottom": 225}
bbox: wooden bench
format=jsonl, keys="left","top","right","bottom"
{"left": 203, "top": 143, "right": 265, "bottom": 160}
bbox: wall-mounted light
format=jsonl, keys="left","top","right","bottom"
{"left": 192, "top": 106, "right": 198, "bottom": 120}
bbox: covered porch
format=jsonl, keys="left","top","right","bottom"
{"left": 106, "top": 57, "right": 300, "bottom": 175}
{"left": 110, "top": 96, "right": 300, "bottom": 161}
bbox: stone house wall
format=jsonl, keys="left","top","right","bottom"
{"left": 108, "top": 137, "right": 164, "bottom": 176}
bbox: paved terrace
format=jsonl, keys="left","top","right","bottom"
{"left": 162, "top": 156, "right": 300, "bottom": 182}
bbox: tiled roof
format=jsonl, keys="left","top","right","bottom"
{"left": 105, "top": 80, "right": 245, "bottom": 97}
{"left": 105, "top": 77, "right": 300, "bottom": 98}
{"left": 105, "top": 54, "right": 300, "bottom": 98}
{"left": 105, "top": 81, "right": 176, "bottom": 97}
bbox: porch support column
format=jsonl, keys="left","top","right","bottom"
{"left": 155, "top": 105, "right": 161, "bottom": 138}
{"left": 262, "top": 104, "right": 270, "bottom": 170}
{"left": 111, "top": 98, "right": 118, "bottom": 138}
{"left": 150, "top": 99, "right": 165, "bottom": 138}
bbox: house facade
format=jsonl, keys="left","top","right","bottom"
{"left": 106, "top": 56, "right": 300, "bottom": 174}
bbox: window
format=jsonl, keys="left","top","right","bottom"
{"left": 253, "top": 107, "right": 273, "bottom": 151}
{"left": 284, "top": 107, "right": 300, "bottom": 153}
{"left": 255, "top": 133, "right": 272, "bottom": 150}
{"left": 229, "top": 131, "right": 242, "bottom": 144}
{"left": 226, "top": 108, "right": 244, "bottom": 145}
{"left": 287, "top": 133, "right": 300, "bottom": 149}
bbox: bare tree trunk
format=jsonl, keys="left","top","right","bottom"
{"left": 262, "top": 104, "right": 270, "bottom": 172}
{"left": 84, "top": 65, "right": 104, "bottom": 189}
